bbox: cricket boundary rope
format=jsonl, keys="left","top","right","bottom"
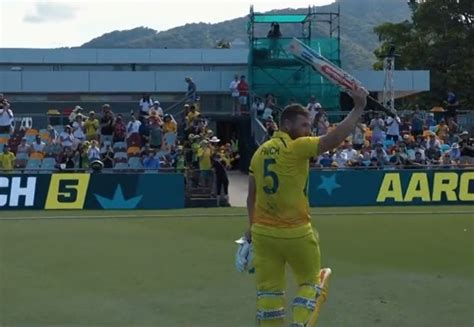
{"left": 0, "top": 210, "right": 473, "bottom": 221}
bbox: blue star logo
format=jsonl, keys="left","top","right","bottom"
{"left": 94, "top": 185, "right": 143, "bottom": 209}
{"left": 317, "top": 174, "right": 341, "bottom": 196}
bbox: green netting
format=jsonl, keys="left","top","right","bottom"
{"left": 309, "top": 38, "right": 340, "bottom": 62}
{"left": 249, "top": 38, "right": 341, "bottom": 111}
{"left": 253, "top": 14, "right": 308, "bottom": 24}
{"left": 251, "top": 38, "right": 339, "bottom": 62}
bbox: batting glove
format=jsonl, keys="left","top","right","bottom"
{"left": 235, "top": 237, "right": 254, "bottom": 273}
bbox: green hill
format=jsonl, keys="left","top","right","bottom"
{"left": 80, "top": 0, "right": 411, "bottom": 70}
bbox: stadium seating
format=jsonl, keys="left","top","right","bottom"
{"left": 127, "top": 146, "right": 140, "bottom": 156}
{"left": 0, "top": 124, "right": 187, "bottom": 173}
{"left": 26, "top": 159, "right": 41, "bottom": 169}
{"left": 113, "top": 152, "right": 128, "bottom": 161}
{"left": 14, "top": 159, "right": 27, "bottom": 169}
{"left": 25, "top": 135, "right": 36, "bottom": 143}
{"left": 127, "top": 134, "right": 141, "bottom": 147}
{"left": 25, "top": 128, "right": 38, "bottom": 136}
{"left": 384, "top": 139, "right": 395, "bottom": 149}
{"left": 41, "top": 158, "right": 57, "bottom": 170}
{"left": 30, "top": 152, "right": 44, "bottom": 160}
{"left": 113, "top": 142, "right": 127, "bottom": 152}
{"left": 128, "top": 157, "right": 144, "bottom": 169}
{"left": 101, "top": 135, "right": 113, "bottom": 144}
{"left": 113, "top": 162, "right": 128, "bottom": 170}
{"left": 39, "top": 130, "right": 50, "bottom": 141}
{"left": 0, "top": 136, "right": 9, "bottom": 145}
{"left": 16, "top": 153, "right": 29, "bottom": 160}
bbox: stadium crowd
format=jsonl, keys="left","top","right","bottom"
{"left": 1, "top": 89, "right": 473, "bottom": 178}
{"left": 0, "top": 93, "right": 240, "bottom": 189}
{"left": 258, "top": 95, "right": 474, "bottom": 169}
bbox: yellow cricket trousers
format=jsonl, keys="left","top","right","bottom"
{"left": 251, "top": 223, "right": 321, "bottom": 326}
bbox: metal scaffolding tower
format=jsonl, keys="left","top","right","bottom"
{"left": 247, "top": 5, "right": 341, "bottom": 111}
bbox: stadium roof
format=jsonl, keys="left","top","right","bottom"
{"left": 252, "top": 14, "right": 309, "bottom": 24}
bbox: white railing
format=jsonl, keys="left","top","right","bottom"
{"left": 250, "top": 105, "right": 269, "bottom": 146}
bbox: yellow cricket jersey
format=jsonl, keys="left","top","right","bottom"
{"left": 197, "top": 147, "right": 212, "bottom": 170}
{"left": 186, "top": 111, "right": 200, "bottom": 125}
{"left": 249, "top": 131, "right": 320, "bottom": 229}
{"left": 83, "top": 119, "right": 99, "bottom": 138}
{"left": 0, "top": 152, "right": 16, "bottom": 171}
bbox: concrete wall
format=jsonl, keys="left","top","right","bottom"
{"left": 0, "top": 48, "right": 248, "bottom": 65}
{"left": 0, "top": 71, "right": 244, "bottom": 93}
{"left": 1, "top": 70, "right": 429, "bottom": 94}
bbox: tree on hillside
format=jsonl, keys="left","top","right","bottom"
{"left": 373, "top": 0, "right": 474, "bottom": 107}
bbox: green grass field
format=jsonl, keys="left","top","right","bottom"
{"left": 0, "top": 206, "right": 473, "bottom": 327}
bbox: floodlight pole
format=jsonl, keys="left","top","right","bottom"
{"left": 382, "top": 54, "right": 395, "bottom": 112}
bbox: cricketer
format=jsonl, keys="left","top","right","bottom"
{"left": 236, "top": 86, "right": 368, "bottom": 326}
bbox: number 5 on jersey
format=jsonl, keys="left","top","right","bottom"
{"left": 263, "top": 159, "right": 279, "bottom": 194}
{"left": 45, "top": 174, "right": 90, "bottom": 209}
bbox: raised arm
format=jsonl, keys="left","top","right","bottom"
{"left": 318, "top": 88, "right": 368, "bottom": 155}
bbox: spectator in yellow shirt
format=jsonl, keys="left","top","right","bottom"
{"left": 217, "top": 147, "right": 232, "bottom": 169}
{"left": 186, "top": 105, "right": 200, "bottom": 127}
{"left": 435, "top": 119, "right": 449, "bottom": 143}
{"left": 197, "top": 140, "right": 213, "bottom": 187}
{"left": 83, "top": 111, "right": 99, "bottom": 141}
{"left": 0, "top": 146, "right": 16, "bottom": 172}
{"left": 163, "top": 114, "right": 177, "bottom": 134}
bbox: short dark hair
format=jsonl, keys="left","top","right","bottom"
{"left": 279, "top": 104, "right": 309, "bottom": 126}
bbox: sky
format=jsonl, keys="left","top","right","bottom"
{"left": 0, "top": 0, "right": 335, "bottom": 48}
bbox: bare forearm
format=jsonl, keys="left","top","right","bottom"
{"left": 245, "top": 197, "right": 254, "bottom": 240}
{"left": 319, "top": 107, "right": 364, "bottom": 154}
{"left": 246, "top": 195, "right": 254, "bottom": 227}
{"left": 246, "top": 175, "right": 256, "bottom": 236}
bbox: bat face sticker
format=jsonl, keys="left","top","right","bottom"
{"left": 320, "top": 65, "right": 358, "bottom": 91}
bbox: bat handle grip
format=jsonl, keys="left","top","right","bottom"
{"left": 367, "top": 96, "right": 397, "bottom": 117}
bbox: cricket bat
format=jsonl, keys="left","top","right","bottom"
{"left": 288, "top": 38, "right": 397, "bottom": 117}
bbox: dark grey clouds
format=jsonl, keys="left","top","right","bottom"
{"left": 24, "top": 2, "right": 78, "bottom": 23}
